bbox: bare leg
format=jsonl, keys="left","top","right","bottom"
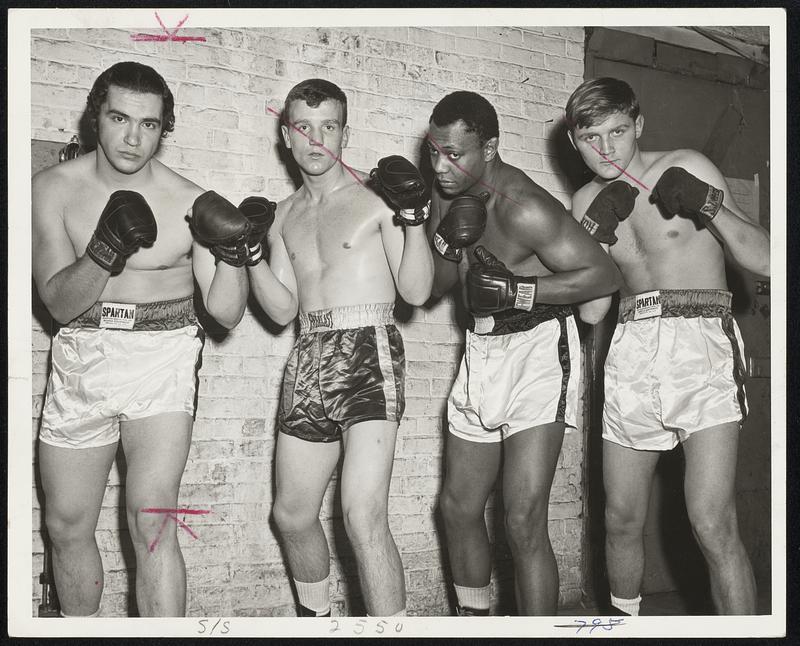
{"left": 272, "top": 432, "right": 341, "bottom": 585}
{"left": 120, "top": 412, "right": 192, "bottom": 616}
{"left": 440, "top": 433, "right": 502, "bottom": 591}
{"left": 683, "top": 423, "right": 756, "bottom": 614}
{"left": 39, "top": 440, "right": 118, "bottom": 615}
{"left": 502, "top": 422, "right": 565, "bottom": 615}
{"left": 603, "top": 439, "right": 660, "bottom": 602}
{"left": 340, "top": 420, "right": 404, "bottom": 616}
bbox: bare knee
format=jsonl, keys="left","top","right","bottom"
{"left": 272, "top": 497, "right": 319, "bottom": 536}
{"left": 605, "top": 498, "right": 647, "bottom": 540}
{"left": 688, "top": 505, "right": 740, "bottom": 554}
{"left": 127, "top": 498, "right": 180, "bottom": 552}
{"left": 504, "top": 498, "right": 549, "bottom": 552}
{"left": 45, "top": 505, "right": 96, "bottom": 547}
{"left": 440, "top": 484, "right": 485, "bottom": 529}
{"left": 342, "top": 500, "right": 389, "bottom": 547}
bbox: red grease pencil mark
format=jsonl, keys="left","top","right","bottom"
{"left": 130, "top": 12, "right": 206, "bottom": 43}
{"left": 267, "top": 106, "right": 367, "bottom": 188}
{"left": 425, "top": 134, "right": 522, "bottom": 207}
{"left": 142, "top": 507, "right": 211, "bottom": 552}
{"left": 588, "top": 143, "right": 651, "bottom": 192}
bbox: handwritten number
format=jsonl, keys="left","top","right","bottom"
{"left": 354, "top": 618, "right": 367, "bottom": 634}
{"left": 375, "top": 620, "right": 387, "bottom": 634}
{"left": 575, "top": 619, "right": 587, "bottom": 634}
{"left": 197, "top": 619, "right": 207, "bottom": 634}
{"left": 329, "top": 619, "right": 340, "bottom": 633}
{"left": 395, "top": 622, "right": 404, "bottom": 633}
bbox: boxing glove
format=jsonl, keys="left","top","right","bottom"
{"left": 370, "top": 155, "right": 429, "bottom": 226}
{"left": 188, "top": 190, "right": 252, "bottom": 267}
{"left": 433, "top": 192, "right": 488, "bottom": 262}
{"left": 467, "top": 245, "right": 537, "bottom": 316}
{"left": 85, "top": 190, "right": 157, "bottom": 275}
{"left": 238, "top": 196, "right": 277, "bottom": 266}
{"left": 580, "top": 181, "right": 639, "bottom": 245}
{"left": 650, "top": 166, "right": 724, "bottom": 224}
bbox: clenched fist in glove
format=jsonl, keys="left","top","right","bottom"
{"left": 650, "top": 167, "right": 724, "bottom": 225}
{"left": 467, "top": 245, "right": 538, "bottom": 316}
{"left": 238, "top": 196, "right": 276, "bottom": 266}
{"left": 580, "top": 181, "right": 639, "bottom": 245}
{"left": 433, "top": 192, "right": 488, "bottom": 262}
{"left": 86, "top": 190, "right": 157, "bottom": 275}
{"left": 370, "top": 155, "right": 429, "bottom": 226}
{"left": 187, "top": 190, "right": 252, "bottom": 267}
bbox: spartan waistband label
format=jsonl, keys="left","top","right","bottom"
{"left": 633, "top": 290, "right": 662, "bottom": 320}
{"left": 100, "top": 302, "right": 137, "bottom": 329}
{"left": 307, "top": 310, "right": 334, "bottom": 330}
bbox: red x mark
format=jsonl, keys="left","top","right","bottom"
{"left": 130, "top": 11, "right": 206, "bottom": 43}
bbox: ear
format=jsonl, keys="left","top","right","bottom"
{"left": 634, "top": 114, "right": 644, "bottom": 139}
{"left": 567, "top": 129, "right": 577, "bottom": 151}
{"left": 341, "top": 124, "right": 350, "bottom": 149}
{"left": 280, "top": 124, "right": 291, "bottom": 149}
{"left": 483, "top": 136, "right": 499, "bottom": 162}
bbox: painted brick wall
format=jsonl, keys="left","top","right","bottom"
{"left": 30, "top": 25, "right": 587, "bottom": 617}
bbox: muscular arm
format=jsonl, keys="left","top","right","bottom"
{"left": 381, "top": 210, "right": 434, "bottom": 306}
{"left": 569, "top": 187, "right": 615, "bottom": 324}
{"left": 32, "top": 171, "right": 110, "bottom": 323}
{"left": 248, "top": 227, "right": 299, "bottom": 325}
{"left": 680, "top": 152, "right": 770, "bottom": 277}
{"left": 519, "top": 193, "right": 620, "bottom": 305}
{"left": 425, "top": 193, "right": 459, "bottom": 298}
{"left": 192, "top": 240, "right": 248, "bottom": 329}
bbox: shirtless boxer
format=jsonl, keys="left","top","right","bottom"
{"left": 33, "top": 62, "right": 257, "bottom": 616}
{"left": 426, "top": 91, "right": 619, "bottom": 615}
{"left": 566, "top": 77, "right": 770, "bottom": 615}
{"left": 248, "top": 79, "right": 433, "bottom": 616}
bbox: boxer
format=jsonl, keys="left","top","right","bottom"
{"left": 426, "top": 91, "right": 619, "bottom": 615}
{"left": 33, "top": 61, "right": 256, "bottom": 616}
{"left": 566, "top": 77, "right": 769, "bottom": 615}
{"left": 248, "top": 79, "right": 433, "bottom": 616}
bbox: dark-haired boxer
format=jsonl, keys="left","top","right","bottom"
{"left": 566, "top": 77, "right": 769, "bottom": 615}
{"left": 249, "top": 78, "right": 433, "bottom": 617}
{"left": 33, "top": 62, "right": 256, "bottom": 617}
{"left": 426, "top": 91, "right": 619, "bottom": 616}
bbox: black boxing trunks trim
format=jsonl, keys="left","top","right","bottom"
{"left": 469, "top": 303, "right": 574, "bottom": 336}
{"left": 67, "top": 295, "right": 198, "bottom": 331}
{"left": 279, "top": 304, "right": 405, "bottom": 443}
{"left": 617, "top": 289, "right": 731, "bottom": 323}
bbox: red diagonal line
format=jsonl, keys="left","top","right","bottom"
{"left": 130, "top": 34, "right": 169, "bottom": 41}
{"left": 425, "top": 134, "right": 521, "bottom": 207}
{"left": 266, "top": 106, "right": 366, "bottom": 188}
{"left": 148, "top": 513, "right": 170, "bottom": 552}
{"left": 140, "top": 507, "right": 211, "bottom": 515}
{"left": 154, "top": 11, "right": 170, "bottom": 35}
{"left": 171, "top": 36, "right": 207, "bottom": 43}
{"left": 588, "top": 143, "right": 650, "bottom": 192}
{"left": 167, "top": 513, "right": 199, "bottom": 540}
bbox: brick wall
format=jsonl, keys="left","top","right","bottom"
{"left": 30, "top": 25, "right": 588, "bottom": 616}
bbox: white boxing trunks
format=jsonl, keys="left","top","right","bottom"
{"left": 39, "top": 296, "right": 203, "bottom": 449}
{"left": 448, "top": 305, "right": 580, "bottom": 443}
{"left": 602, "top": 289, "right": 747, "bottom": 451}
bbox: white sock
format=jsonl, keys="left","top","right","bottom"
{"left": 60, "top": 607, "right": 100, "bottom": 618}
{"left": 295, "top": 576, "right": 331, "bottom": 614}
{"left": 454, "top": 583, "right": 491, "bottom": 610}
{"left": 610, "top": 593, "right": 641, "bottom": 616}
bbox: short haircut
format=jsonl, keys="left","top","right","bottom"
{"left": 87, "top": 61, "right": 175, "bottom": 137}
{"left": 430, "top": 91, "right": 499, "bottom": 145}
{"left": 283, "top": 78, "right": 348, "bottom": 126}
{"left": 565, "top": 77, "right": 640, "bottom": 131}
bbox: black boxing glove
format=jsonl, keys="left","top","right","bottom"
{"left": 580, "top": 181, "right": 639, "bottom": 245}
{"left": 370, "top": 155, "right": 429, "bottom": 226}
{"left": 238, "top": 196, "right": 277, "bottom": 266}
{"left": 433, "top": 192, "right": 488, "bottom": 262}
{"left": 650, "top": 166, "right": 724, "bottom": 225}
{"left": 86, "top": 190, "right": 157, "bottom": 275}
{"left": 187, "top": 191, "right": 252, "bottom": 267}
{"left": 467, "top": 246, "right": 537, "bottom": 316}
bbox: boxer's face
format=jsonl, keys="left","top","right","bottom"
{"left": 427, "top": 120, "right": 496, "bottom": 196}
{"left": 282, "top": 98, "right": 349, "bottom": 176}
{"left": 96, "top": 85, "right": 163, "bottom": 175}
{"left": 569, "top": 111, "right": 643, "bottom": 181}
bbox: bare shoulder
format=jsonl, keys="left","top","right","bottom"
{"left": 151, "top": 159, "right": 204, "bottom": 202}
{"left": 499, "top": 165, "right": 567, "bottom": 230}
{"left": 33, "top": 153, "right": 90, "bottom": 194}
{"left": 274, "top": 188, "right": 302, "bottom": 233}
{"left": 571, "top": 177, "right": 606, "bottom": 218}
{"left": 648, "top": 148, "right": 715, "bottom": 175}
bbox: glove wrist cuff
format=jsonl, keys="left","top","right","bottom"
{"left": 394, "top": 203, "right": 430, "bottom": 227}
{"left": 433, "top": 232, "right": 462, "bottom": 262}
{"left": 700, "top": 185, "right": 724, "bottom": 222}
{"left": 513, "top": 277, "right": 537, "bottom": 311}
{"left": 86, "top": 235, "right": 124, "bottom": 274}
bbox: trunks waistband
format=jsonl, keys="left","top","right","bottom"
{"left": 299, "top": 302, "right": 395, "bottom": 333}
{"left": 469, "top": 304, "right": 574, "bottom": 336}
{"left": 619, "top": 289, "right": 732, "bottom": 323}
{"left": 67, "top": 295, "right": 197, "bottom": 331}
